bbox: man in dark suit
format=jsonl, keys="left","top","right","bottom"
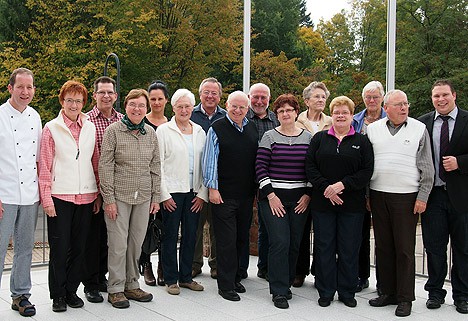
{"left": 418, "top": 79, "right": 468, "bottom": 314}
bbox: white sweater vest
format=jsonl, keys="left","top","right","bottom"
{"left": 47, "top": 113, "right": 98, "bottom": 194}
{"left": 367, "top": 117, "right": 426, "bottom": 193}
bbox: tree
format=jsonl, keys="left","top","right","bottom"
{"left": 0, "top": 0, "right": 32, "bottom": 43}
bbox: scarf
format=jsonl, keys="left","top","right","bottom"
{"left": 121, "top": 115, "right": 146, "bottom": 135}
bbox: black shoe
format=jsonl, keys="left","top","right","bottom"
{"left": 339, "top": 296, "right": 357, "bottom": 308}
{"left": 356, "top": 278, "right": 369, "bottom": 292}
{"left": 98, "top": 279, "right": 108, "bottom": 293}
{"left": 84, "top": 289, "right": 104, "bottom": 303}
{"left": 52, "top": 297, "right": 67, "bottom": 312}
{"left": 234, "top": 282, "right": 246, "bottom": 293}
{"left": 395, "top": 302, "right": 412, "bottom": 317}
{"left": 272, "top": 295, "right": 289, "bottom": 309}
{"left": 257, "top": 269, "right": 268, "bottom": 280}
{"left": 318, "top": 297, "right": 333, "bottom": 307}
{"left": 65, "top": 292, "right": 84, "bottom": 308}
{"left": 286, "top": 289, "right": 292, "bottom": 300}
{"left": 239, "top": 270, "right": 248, "bottom": 279}
{"left": 218, "top": 289, "right": 240, "bottom": 301}
{"left": 426, "top": 298, "right": 444, "bottom": 309}
{"left": 454, "top": 300, "right": 468, "bottom": 314}
{"left": 369, "top": 294, "right": 398, "bottom": 307}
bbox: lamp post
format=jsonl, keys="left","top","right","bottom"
{"left": 243, "top": 0, "right": 251, "bottom": 94}
{"left": 386, "top": 0, "right": 396, "bottom": 92}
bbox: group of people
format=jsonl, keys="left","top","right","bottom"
{"left": 0, "top": 68, "right": 466, "bottom": 319}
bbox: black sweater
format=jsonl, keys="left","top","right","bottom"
{"left": 305, "top": 130, "right": 374, "bottom": 212}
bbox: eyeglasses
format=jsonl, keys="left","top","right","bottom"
{"left": 277, "top": 108, "right": 296, "bottom": 115}
{"left": 365, "top": 95, "right": 382, "bottom": 101}
{"left": 388, "top": 102, "right": 410, "bottom": 108}
{"left": 332, "top": 111, "right": 351, "bottom": 116}
{"left": 230, "top": 105, "right": 247, "bottom": 111}
{"left": 127, "top": 102, "right": 147, "bottom": 109}
{"left": 64, "top": 98, "right": 84, "bottom": 105}
{"left": 202, "top": 90, "right": 219, "bottom": 97}
{"left": 96, "top": 91, "right": 116, "bottom": 96}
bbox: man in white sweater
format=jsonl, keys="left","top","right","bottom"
{"left": 366, "top": 89, "right": 434, "bottom": 317}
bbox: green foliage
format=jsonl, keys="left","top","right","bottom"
{"left": 0, "top": 0, "right": 32, "bottom": 43}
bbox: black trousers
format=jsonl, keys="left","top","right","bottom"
{"left": 295, "top": 211, "right": 313, "bottom": 276}
{"left": 212, "top": 197, "right": 253, "bottom": 291}
{"left": 48, "top": 197, "right": 93, "bottom": 299}
{"left": 82, "top": 206, "right": 108, "bottom": 291}
{"left": 358, "top": 210, "right": 371, "bottom": 281}
{"left": 370, "top": 190, "right": 418, "bottom": 302}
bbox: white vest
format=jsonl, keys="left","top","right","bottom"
{"left": 47, "top": 113, "right": 98, "bottom": 194}
{"left": 368, "top": 117, "right": 426, "bottom": 193}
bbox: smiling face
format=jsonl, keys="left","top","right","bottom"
{"left": 61, "top": 92, "right": 84, "bottom": 121}
{"left": 8, "top": 73, "right": 35, "bottom": 112}
{"left": 384, "top": 91, "right": 409, "bottom": 126}
{"left": 226, "top": 93, "right": 249, "bottom": 126}
{"left": 331, "top": 104, "right": 353, "bottom": 132}
{"left": 173, "top": 96, "right": 194, "bottom": 123}
{"left": 149, "top": 88, "right": 168, "bottom": 115}
{"left": 93, "top": 82, "right": 117, "bottom": 113}
{"left": 125, "top": 96, "right": 148, "bottom": 125}
{"left": 200, "top": 81, "right": 221, "bottom": 113}
{"left": 249, "top": 84, "right": 270, "bottom": 117}
{"left": 305, "top": 88, "right": 327, "bottom": 113}
{"left": 432, "top": 85, "right": 456, "bottom": 115}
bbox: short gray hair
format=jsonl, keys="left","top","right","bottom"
{"left": 198, "top": 77, "right": 222, "bottom": 96}
{"left": 362, "top": 81, "right": 384, "bottom": 99}
{"left": 171, "top": 88, "right": 195, "bottom": 107}
{"left": 384, "top": 89, "right": 406, "bottom": 105}
{"left": 249, "top": 83, "right": 270, "bottom": 96}
{"left": 302, "top": 81, "right": 330, "bottom": 100}
{"left": 227, "top": 91, "right": 249, "bottom": 105}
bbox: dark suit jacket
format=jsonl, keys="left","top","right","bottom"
{"left": 419, "top": 108, "right": 468, "bottom": 212}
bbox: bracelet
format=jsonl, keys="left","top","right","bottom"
{"left": 267, "top": 194, "right": 275, "bottom": 200}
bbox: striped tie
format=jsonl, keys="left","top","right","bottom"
{"left": 439, "top": 115, "right": 450, "bottom": 182}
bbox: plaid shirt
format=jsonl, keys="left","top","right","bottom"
{"left": 246, "top": 108, "right": 280, "bottom": 141}
{"left": 39, "top": 111, "right": 100, "bottom": 208}
{"left": 87, "top": 105, "right": 123, "bottom": 151}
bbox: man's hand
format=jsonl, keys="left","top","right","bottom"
{"left": 150, "top": 202, "right": 160, "bottom": 214}
{"left": 209, "top": 188, "right": 224, "bottom": 205}
{"left": 105, "top": 203, "right": 118, "bottom": 220}
{"left": 442, "top": 156, "right": 458, "bottom": 172}
{"left": 0, "top": 199, "right": 4, "bottom": 219}
{"left": 413, "top": 200, "right": 427, "bottom": 214}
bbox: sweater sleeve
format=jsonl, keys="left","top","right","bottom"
{"left": 255, "top": 132, "right": 274, "bottom": 196}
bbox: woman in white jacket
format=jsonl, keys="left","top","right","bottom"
{"left": 157, "top": 89, "right": 208, "bottom": 295}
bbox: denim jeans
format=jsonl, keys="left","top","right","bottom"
{"left": 0, "top": 202, "right": 38, "bottom": 298}
{"left": 161, "top": 192, "right": 201, "bottom": 285}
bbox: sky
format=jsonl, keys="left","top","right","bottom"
{"left": 305, "top": 0, "right": 352, "bottom": 24}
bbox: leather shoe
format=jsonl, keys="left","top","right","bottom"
{"left": 286, "top": 289, "right": 292, "bottom": 300}
{"left": 218, "top": 289, "right": 240, "bottom": 301}
{"left": 98, "top": 280, "right": 108, "bottom": 293}
{"left": 369, "top": 294, "right": 398, "bottom": 307}
{"left": 318, "top": 297, "right": 333, "bottom": 307}
{"left": 272, "top": 295, "right": 289, "bottom": 309}
{"left": 339, "top": 296, "right": 357, "bottom": 308}
{"left": 292, "top": 275, "right": 305, "bottom": 288}
{"left": 84, "top": 289, "right": 104, "bottom": 303}
{"left": 143, "top": 262, "right": 156, "bottom": 286}
{"left": 234, "top": 282, "right": 246, "bottom": 293}
{"left": 426, "top": 298, "right": 444, "bottom": 309}
{"left": 454, "top": 300, "right": 468, "bottom": 314}
{"left": 395, "top": 301, "right": 412, "bottom": 317}
{"left": 192, "top": 267, "right": 202, "bottom": 278}
{"left": 210, "top": 268, "right": 218, "bottom": 279}
{"left": 356, "top": 278, "right": 369, "bottom": 292}
{"left": 157, "top": 262, "right": 165, "bottom": 286}
{"left": 65, "top": 292, "right": 84, "bottom": 308}
{"left": 52, "top": 297, "right": 67, "bottom": 312}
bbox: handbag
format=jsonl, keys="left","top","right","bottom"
{"left": 141, "top": 214, "right": 164, "bottom": 255}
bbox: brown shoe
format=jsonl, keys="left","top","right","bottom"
{"left": 166, "top": 284, "right": 180, "bottom": 295}
{"left": 124, "top": 288, "right": 153, "bottom": 302}
{"left": 192, "top": 267, "right": 202, "bottom": 278}
{"left": 143, "top": 263, "right": 156, "bottom": 286}
{"left": 108, "top": 292, "right": 130, "bottom": 309}
{"left": 210, "top": 268, "right": 218, "bottom": 279}
{"left": 179, "top": 281, "right": 204, "bottom": 291}
{"left": 12, "top": 295, "right": 36, "bottom": 316}
{"left": 157, "top": 262, "right": 165, "bottom": 286}
{"left": 292, "top": 275, "right": 305, "bottom": 288}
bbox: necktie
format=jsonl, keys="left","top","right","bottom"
{"left": 439, "top": 115, "right": 450, "bottom": 181}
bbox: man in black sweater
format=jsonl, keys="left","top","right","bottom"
{"left": 202, "top": 91, "right": 259, "bottom": 301}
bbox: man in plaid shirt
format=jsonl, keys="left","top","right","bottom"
{"left": 82, "top": 76, "right": 123, "bottom": 303}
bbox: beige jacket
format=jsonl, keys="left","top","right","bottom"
{"left": 296, "top": 110, "right": 332, "bottom": 135}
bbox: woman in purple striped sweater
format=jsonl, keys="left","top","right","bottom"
{"left": 255, "top": 94, "right": 313, "bottom": 309}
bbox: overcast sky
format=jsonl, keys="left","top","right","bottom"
{"left": 305, "top": 0, "right": 351, "bottom": 24}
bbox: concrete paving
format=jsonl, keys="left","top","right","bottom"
{"left": 0, "top": 256, "right": 464, "bottom": 321}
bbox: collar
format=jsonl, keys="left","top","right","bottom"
{"left": 327, "top": 126, "right": 355, "bottom": 138}
{"left": 386, "top": 118, "right": 408, "bottom": 129}
{"left": 61, "top": 110, "right": 84, "bottom": 128}
{"left": 226, "top": 114, "right": 249, "bottom": 130}
{"left": 247, "top": 108, "right": 276, "bottom": 121}
{"left": 88, "top": 105, "right": 120, "bottom": 120}
{"left": 434, "top": 106, "right": 458, "bottom": 120}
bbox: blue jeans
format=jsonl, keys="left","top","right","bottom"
{"left": 256, "top": 201, "right": 269, "bottom": 272}
{"left": 422, "top": 187, "right": 468, "bottom": 301}
{"left": 161, "top": 192, "right": 200, "bottom": 285}
{"left": 312, "top": 210, "right": 364, "bottom": 299}
{"left": 0, "top": 203, "right": 38, "bottom": 298}
{"left": 259, "top": 200, "right": 308, "bottom": 296}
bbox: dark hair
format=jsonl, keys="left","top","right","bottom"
{"left": 148, "top": 80, "right": 169, "bottom": 99}
{"left": 9, "top": 68, "right": 34, "bottom": 87}
{"left": 93, "top": 76, "right": 116, "bottom": 92}
{"left": 272, "top": 94, "right": 300, "bottom": 114}
{"left": 59, "top": 80, "right": 88, "bottom": 105}
{"left": 432, "top": 79, "right": 455, "bottom": 93}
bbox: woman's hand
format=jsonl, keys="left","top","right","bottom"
{"left": 93, "top": 194, "right": 103, "bottom": 214}
{"left": 328, "top": 194, "right": 344, "bottom": 206}
{"left": 105, "top": 203, "right": 118, "bottom": 220}
{"left": 268, "top": 193, "right": 286, "bottom": 217}
{"left": 150, "top": 202, "right": 160, "bottom": 214}
{"left": 163, "top": 198, "right": 177, "bottom": 212}
{"left": 324, "top": 182, "right": 344, "bottom": 199}
{"left": 191, "top": 196, "right": 205, "bottom": 213}
{"left": 44, "top": 205, "right": 56, "bottom": 217}
{"left": 294, "top": 194, "right": 311, "bottom": 214}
